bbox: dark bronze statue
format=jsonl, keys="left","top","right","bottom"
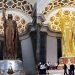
{"left": 2, "top": 8, "right": 19, "bottom": 59}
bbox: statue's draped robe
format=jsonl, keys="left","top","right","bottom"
{"left": 57, "top": 10, "right": 75, "bottom": 56}
{"left": 3, "top": 19, "right": 19, "bottom": 59}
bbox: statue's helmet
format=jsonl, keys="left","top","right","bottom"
{"left": 8, "top": 14, "right": 13, "bottom": 19}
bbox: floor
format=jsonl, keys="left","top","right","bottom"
{"left": 48, "top": 70, "right": 64, "bottom": 75}
{"left": 38, "top": 70, "right": 75, "bottom": 75}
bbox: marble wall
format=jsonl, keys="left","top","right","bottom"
{"left": 46, "top": 35, "right": 58, "bottom": 65}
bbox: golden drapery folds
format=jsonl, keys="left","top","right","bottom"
{"left": 57, "top": 10, "right": 75, "bottom": 57}
{"left": 49, "top": 9, "right": 75, "bottom": 57}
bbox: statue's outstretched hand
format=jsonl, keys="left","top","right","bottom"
{"left": 2, "top": 8, "right": 6, "bottom": 23}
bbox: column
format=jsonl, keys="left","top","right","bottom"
{"left": 36, "top": 14, "right": 45, "bottom": 64}
{"left": 20, "top": 24, "right": 36, "bottom": 75}
{"left": 40, "top": 26, "right": 47, "bottom": 63}
{"left": 29, "top": 24, "right": 37, "bottom": 64}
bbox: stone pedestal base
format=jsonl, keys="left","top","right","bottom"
{"left": 58, "top": 57, "right": 75, "bottom": 69}
{"left": 0, "top": 60, "right": 23, "bottom": 70}
{"left": 59, "top": 57, "right": 75, "bottom": 64}
{"left": 0, "top": 60, "right": 25, "bottom": 75}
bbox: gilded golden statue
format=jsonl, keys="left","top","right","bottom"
{"left": 50, "top": 9, "right": 75, "bottom": 57}
{"left": 57, "top": 10, "right": 75, "bottom": 57}
{"left": 2, "top": 9, "right": 19, "bottom": 59}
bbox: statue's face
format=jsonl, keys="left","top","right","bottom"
{"left": 8, "top": 14, "right": 13, "bottom": 20}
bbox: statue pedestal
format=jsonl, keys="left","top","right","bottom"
{"left": 58, "top": 57, "right": 75, "bottom": 69}
{"left": 59, "top": 56, "right": 75, "bottom": 64}
{"left": 0, "top": 60, "right": 25, "bottom": 75}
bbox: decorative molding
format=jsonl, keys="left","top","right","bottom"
{"left": 28, "top": 23, "right": 36, "bottom": 31}
{"left": 47, "top": 30, "right": 62, "bottom": 38}
{"left": 40, "top": 24, "right": 61, "bottom": 37}
{"left": 0, "top": 33, "right": 30, "bottom": 41}
{"left": 19, "top": 33, "right": 30, "bottom": 41}
{"left": 40, "top": 26, "right": 48, "bottom": 32}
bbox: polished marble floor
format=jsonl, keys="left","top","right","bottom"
{"left": 48, "top": 70, "right": 64, "bottom": 75}
{"left": 38, "top": 70, "right": 75, "bottom": 75}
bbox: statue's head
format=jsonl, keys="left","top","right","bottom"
{"left": 8, "top": 14, "right": 13, "bottom": 20}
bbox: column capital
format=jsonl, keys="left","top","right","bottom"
{"left": 40, "top": 23, "right": 48, "bottom": 32}
{"left": 28, "top": 23, "right": 36, "bottom": 32}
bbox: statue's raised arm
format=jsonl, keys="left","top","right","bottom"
{"left": 2, "top": 8, "right": 6, "bottom": 22}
